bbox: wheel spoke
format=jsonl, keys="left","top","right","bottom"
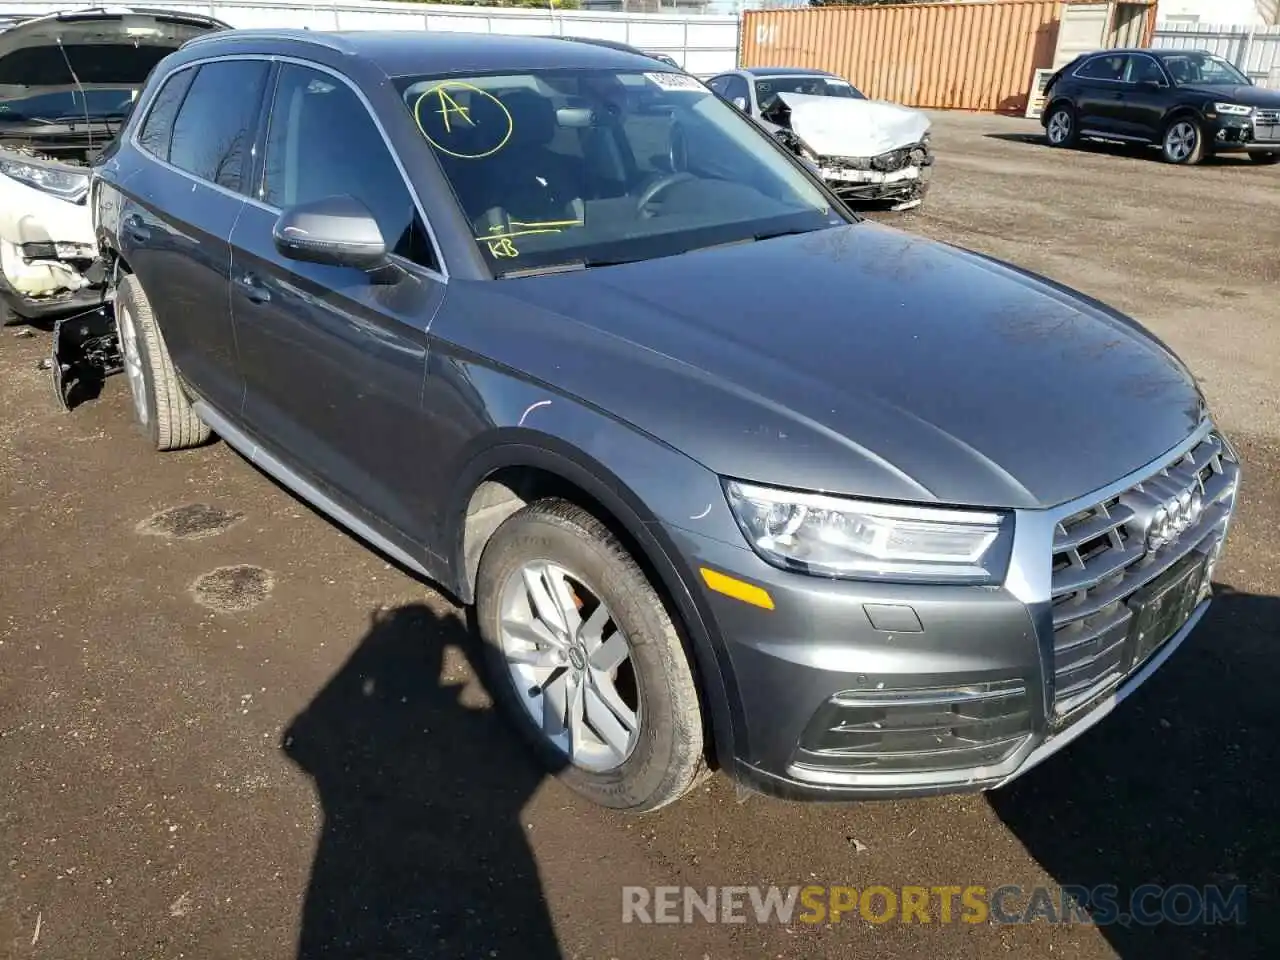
{"left": 504, "top": 641, "right": 559, "bottom": 669}
{"left": 567, "top": 672, "right": 587, "bottom": 759}
{"left": 540, "top": 667, "right": 570, "bottom": 737}
{"left": 586, "top": 672, "right": 638, "bottom": 757}
{"left": 501, "top": 614, "right": 566, "bottom": 652}
{"left": 522, "top": 564, "right": 570, "bottom": 635}
{"left": 578, "top": 602, "right": 612, "bottom": 652}
{"left": 544, "top": 566, "right": 584, "bottom": 638}
{"left": 588, "top": 632, "right": 629, "bottom": 673}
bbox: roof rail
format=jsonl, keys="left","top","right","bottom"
{"left": 182, "top": 27, "right": 350, "bottom": 54}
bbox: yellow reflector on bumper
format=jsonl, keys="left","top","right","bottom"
{"left": 700, "top": 567, "right": 775, "bottom": 610}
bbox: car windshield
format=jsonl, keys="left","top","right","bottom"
{"left": 754, "top": 75, "right": 865, "bottom": 110}
{"left": 1161, "top": 53, "right": 1250, "bottom": 87}
{"left": 0, "top": 87, "right": 137, "bottom": 122}
{"left": 396, "top": 68, "right": 845, "bottom": 275}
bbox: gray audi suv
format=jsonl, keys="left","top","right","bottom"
{"left": 92, "top": 30, "right": 1239, "bottom": 811}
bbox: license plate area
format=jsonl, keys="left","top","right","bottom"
{"left": 1125, "top": 550, "right": 1209, "bottom": 670}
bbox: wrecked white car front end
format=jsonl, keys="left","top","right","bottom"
{"left": 0, "top": 149, "right": 103, "bottom": 321}
{"left": 764, "top": 93, "right": 934, "bottom": 211}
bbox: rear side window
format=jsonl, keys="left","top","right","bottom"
{"left": 261, "top": 63, "right": 437, "bottom": 270}
{"left": 1076, "top": 55, "right": 1128, "bottom": 82}
{"left": 168, "top": 60, "right": 270, "bottom": 192}
{"left": 137, "top": 67, "right": 196, "bottom": 161}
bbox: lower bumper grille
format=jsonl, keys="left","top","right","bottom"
{"left": 1048, "top": 432, "right": 1238, "bottom": 715}
{"left": 793, "top": 680, "right": 1031, "bottom": 775}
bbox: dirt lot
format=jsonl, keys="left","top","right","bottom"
{"left": 2, "top": 110, "right": 1278, "bottom": 960}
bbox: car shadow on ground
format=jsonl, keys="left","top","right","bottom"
{"left": 988, "top": 584, "right": 1280, "bottom": 958}
{"left": 281, "top": 602, "right": 565, "bottom": 960}
{"left": 983, "top": 131, "right": 1259, "bottom": 166}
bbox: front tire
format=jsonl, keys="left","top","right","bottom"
{"left": 1250, "top": 151, "right": 1280, "bottom": 165}
{"left": 1045, "top": 104, "right": 1078, "bottom": 148}
{"left": 1162, "top": 117, "right": 1206, "bottom": 165}
{"left": 114, "top": 273, "right": 211, "bottom": 450}
{"left": 476, "top": 499, "right": 706, "bottom": 813}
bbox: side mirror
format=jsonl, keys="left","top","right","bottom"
{"left": 1141, "top": 79, "right": 1163, "bottom": 90}
{"left": 731, "top": 96, "right": 748, "bottom": 112}
{"left": 272, "top": 195, "right": 390, "bottom": 274}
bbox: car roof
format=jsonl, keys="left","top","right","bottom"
{"left": 742, "top": 67, "right": 837, "bottom": 78}
{"left": 183, "top": 29, "right": 669, "bottom": 76}
{"left": 1076, "top": 47, "right": 1214, "bottom": 59}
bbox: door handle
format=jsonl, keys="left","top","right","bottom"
{"left": 123, "top": 214, "right": 150, "bottom": 244}
{"left": 1112, "top": 92, "right": 1125, "bottom": 100}
{"left": 236, "top": 272, "right": 271, "bottom": 304}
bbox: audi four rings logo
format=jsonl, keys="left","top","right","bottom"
{"left": 1147, "top": 485, "right": 1204, "bottom": 550}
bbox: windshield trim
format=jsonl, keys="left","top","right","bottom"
{"left": 395, "top": 66, "right": 858, "bottom": 280}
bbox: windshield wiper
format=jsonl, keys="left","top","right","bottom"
{"left": 753, "top": 226, "right": 818, "bottom": 242}
{"left": 497, "top": 255, "right": 651, "bottom": 279}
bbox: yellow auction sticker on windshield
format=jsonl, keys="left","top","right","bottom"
{"left": 414, "top": 81, "right": 513, "bottom": 160}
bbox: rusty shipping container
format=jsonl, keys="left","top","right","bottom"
{"left": 741, "top": 1, "right": 1152, "bottom": 115}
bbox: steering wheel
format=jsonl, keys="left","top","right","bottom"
{"left": 636, "top": 172, "right": 696, "bottom": 218}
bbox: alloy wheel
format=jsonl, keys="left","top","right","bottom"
{"left": 115, "top": 302, "right": 149, "bottom": 425}
{"left": 1166, "top": 121, "right": 1198, "bottom": 162}
{"left": 1047, "top": 110, "right": 1071, "bottom": 145}
{"left": 498, "top": 560, "right": 641, "bottom": 772}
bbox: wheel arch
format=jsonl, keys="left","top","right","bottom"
{"left": 446, "top": 436, "right": 741, "bottom": 773}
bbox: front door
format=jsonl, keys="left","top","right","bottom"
{"left": 121, "top": 59, "right": 271, "bottom": 414}
{"left": 229, "top": 62, "right": 447, "bottom": 550}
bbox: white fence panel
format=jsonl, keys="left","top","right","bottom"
{"left": 1152, "top": 20, "right": 1280, "bottom": 87}
{"left": 0, "top": 0, "right": 740, "bottom": 73}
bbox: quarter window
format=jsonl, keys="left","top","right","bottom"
{"left": 261, "top": 64, "right": 436, "bottom": 270}
{"left": 168, "top": 60, "right": 269, "bottom": 192}
{"left": 137, "top": 67, "right": 196, "bottom": 160}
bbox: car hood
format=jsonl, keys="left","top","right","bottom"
{"left": 769, "top": 92, "right": 931, "bottom": 158}
{"left": 0, "top": 9, "right": 226, "bottom": 96}
{"left": 486, "top": 222, "right": 1204, "bottom": 510}
{"left": 1179, "top": 84, "right": 1280, "bottom": 108}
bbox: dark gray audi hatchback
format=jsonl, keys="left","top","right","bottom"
{"left": 93, "top": 30, "right": 1240, "bottom": 811}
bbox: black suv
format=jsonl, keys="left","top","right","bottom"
{"left": 1042, "top": 48, "right": 1280, "bottom": 165}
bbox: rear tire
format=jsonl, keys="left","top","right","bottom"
{"left": 114, "top": 273, "right": 211, "bottom": 451}
{"left": 1250, "top": 151, "right": 1280, "bottom": 165}
{"left": 475, "top": 499, "right": 706, "bottom": 813}
{"left": 1161, "top": 117, "right": 1206, "bottom": 165}
{"left": 1045, "top": 104, "right": 1078, "bottom": 148}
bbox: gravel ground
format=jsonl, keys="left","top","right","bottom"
{"left": 2, "top": 110, "right": 1278, "bottom": 960}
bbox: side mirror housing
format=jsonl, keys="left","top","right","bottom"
{"left": 272, "top": 195, "right": 390, "bottom": 275}
{"left": 1141, "top": 79, "right": 1163, "bottom": 90}
{"left": 731, "top": 96, "right": 748, "bottom": 112}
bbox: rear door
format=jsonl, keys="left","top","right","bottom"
{"left": 1072, "top": 53, "right": 1129, "bottom": 135}
{"left": 120, "top": 57, "right": 271, "bottom": 415}
{"left": 228, "top": 61, "right": 446, "bottom": 548}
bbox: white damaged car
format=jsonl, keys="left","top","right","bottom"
{"left": 707, "top": 67, "right": 933, "bottom": 211}
{"left": 0, "top": 6, "right": 226, "bottom": 325}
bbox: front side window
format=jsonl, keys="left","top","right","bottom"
{"left": 1161, "top": 53, "right": 1251, "bottom": 87}
{"left": 722, "top": 75, "right": 751, "bottom": 107}
{"left": 168, "top": 59, "right": 269, "bottom": 192}
{"left": 754, "top": 75, "right": 864, "bottom": 112}
{"left": 397, "top": 68, "right": 843, "bottom": 275}
{"left": 261, "top": 64, "right": 436, "bottom": 269}
{"left": 137, "top": 67, "right": 196, "bottom": 160}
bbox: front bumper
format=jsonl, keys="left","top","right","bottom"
{"left": 668, "top": 424, "right": 1237, "bottom": 801}
{"left": 1208, "top": 112, "right": 1280, "bottom": 152}
{"left": 0, "top": 169, "right": 101, "bottom": 321}
{"left": 816, "top": 143, "right": 934, "bottom": 205}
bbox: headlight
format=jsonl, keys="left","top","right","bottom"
{"left": 1214, "top": 102, "right": 1253, "bottom": 117}
{"left": 724, "top": 480, "right": 1011, "bottom": 583}
{"left": 0, "top": 157, "right": 90, "bottom": 203}
{"left": 872, "top": 148, "right": 910, "bottom": 172}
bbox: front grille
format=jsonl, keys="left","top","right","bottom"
{"left": 793, "top": 680, "right": 1031, "bottom": 774}
{"left": 1255, "top": 109, "right": 1280, "bottom": 125}
{"left": 1048, "top": 433, "right": 1238, "bottom": 715}
{"left": 1255, "top": 109, "right": 1280, "bottom": 142}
